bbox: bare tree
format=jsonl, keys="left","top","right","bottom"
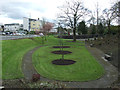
{"left": 118, "top": 1, "right": 120, "bottom": 25}
{"left": 95, "top": 2, "right": 101, "bottom": 33}
{"left": 42, "top": 21, "right": 54, "bottom": 40}
{"left": 58, "top": 0, "right": 89, "bottom": 41}
{"left": 102, "top": 1, "right": 119, "bottom": 34}
{"left": 87, "top": 12, "right": 96, "bottom": 25}
{"left": 111, "top": 1, "right": 120, "bottom": 25}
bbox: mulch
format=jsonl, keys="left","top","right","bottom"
{"left": 52, "top": 59, "right": 76, "bottom": 65}
{"left": 51, "top": 50, "right": 72, "bottom": 54}
{"left": 53, "top": 46, "right": 70, "bottom": 48}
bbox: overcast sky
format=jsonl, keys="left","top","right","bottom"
{"left": 0, "top": 0, "right": 116, "bottom": 24}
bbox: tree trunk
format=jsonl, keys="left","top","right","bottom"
{"left": 73, "top": 15, "right": 76, "bottom": 42}
{"left": 45, "top": 32, "right": 47, "bottom": 41}
{"left": 108, "top": 25, "right": 111, "bottom": 34}
{"left": 107, "top": 20, "right": 111, "bottom": 34}
{"left": 73, "top": 28, "right": 76, "bottom": 41}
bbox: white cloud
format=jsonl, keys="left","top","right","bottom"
{"left": 0, "top": 0, "right": 116, "bottom": 24}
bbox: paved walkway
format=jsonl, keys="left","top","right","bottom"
{"left": 22, "top": 44, "right": 118, "bottom": 88}
{"left": 22, "top": 46, "right": 41, "bottom": 80}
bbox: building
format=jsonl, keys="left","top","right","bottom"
{"left": 0, "top": 23, "right": 4, "bottom": 32}
{"left": 23, "top": 17, "right": 42, "bottom": 32}
{"left": 4, "top": 23, "right": 21, "bottom": 32}
{"left": 0, "top": 25, "right": 3, "bottom": 32}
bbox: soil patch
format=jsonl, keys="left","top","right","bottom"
{"left": 51, "top": 50, "right": 72, "bottom": 54}
{"left": 53, "top": 46, "right": 70, "bottom": 48}
{"left": 52, "top": 59, "right": 76, "bottom": 65}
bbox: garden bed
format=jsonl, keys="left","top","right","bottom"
{"left": 51, "top": 50, "right": 72, "bottom": 54}
{"left": 53, "top": 46, "right": 70, "bottom": 48}
{"left": 52, "top": 59, "right": 76, "bottom": 65}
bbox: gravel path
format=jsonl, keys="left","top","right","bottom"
{"left": 22, "top": 44, "right": 118, "bottom": 88}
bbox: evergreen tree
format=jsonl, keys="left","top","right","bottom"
{"left": 98, "top": 23, "right": 104, "bottom": 34}
{"left": 77, "top": 21, "right": 87, "bottom": 35}
{"left": 91, "top": 25, "right": 96, "bottom": 34}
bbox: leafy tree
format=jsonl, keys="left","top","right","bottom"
{"left": 89, "top": 24, "right": 96, "bottom": 34}
{"left": 29, "top": 31, "right": 35, "bottom": 34}
{"left": 77, "top": 21, "right": 87, "bottom": 35}
{"left": 92, "top": 25, "right": 96, "bottom": 34}
{"left": 57, "top": 26, "right": 64, "bottom": 34}
{"left": 98, "top": 23, "right": 104, "bottom": 34}
{"left": 110, "top": 25, "right": 120, "bottom": 35}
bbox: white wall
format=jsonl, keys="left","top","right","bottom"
{"left": 4, "top": 24, "right": 20, "bottom": 32}
{"left": 23, "top": 17, "right": 29, "bottom": 31}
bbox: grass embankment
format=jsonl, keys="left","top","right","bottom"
{"left": 32, "top": 36, "right": 105, "bottom": 81}
{"left": 2, "top": 37, "right": 44, "bottom": 79}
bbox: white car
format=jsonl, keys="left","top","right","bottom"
{"left": 2, "top": 32, "right": 6, "bottom": 35}
{"left": 39, "top": 33, "right": 44, "bottom": 36}
{"left": 22, "top": 33, "right": 26, "bottom": 35}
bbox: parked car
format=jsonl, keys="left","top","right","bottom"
{"left": 2, "top": 32, "right": 6, "bottom": 35}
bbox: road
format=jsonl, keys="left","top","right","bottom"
{"left": 0, "top": 35, "right": 41, "bottom": 40}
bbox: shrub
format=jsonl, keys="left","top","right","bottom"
{"left": 29, "top": 31, "right": 35, "bottom": 34}
{"left": 32, "top": 74, "right": 40, "bottom": 82}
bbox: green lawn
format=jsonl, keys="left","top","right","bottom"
{"left": 2, "top": 37, "right": 44, "bottom": 79}
{"left": 32, "top": 36, "right": 105, "bottom": 81}
{"left": 2, "top": 36, "right": 104, "bottom": 81}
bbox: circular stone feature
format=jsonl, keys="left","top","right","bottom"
{"left": 51, "top": 50, "right": 72, "bottom": 54}
{"left": 53, "top": 46, "right": 70, "bottom": 48}
{"left": 52, "top": 59, "right": 76, "bottom": 65}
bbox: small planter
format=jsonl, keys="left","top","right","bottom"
{"left": 32, "top": 74, "right": 40, "bottom": 82}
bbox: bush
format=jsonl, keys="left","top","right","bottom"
{"left": 29, "top": 31, "right": 35, "bottom": 34}
{"left": 32, "top": 74, "right": 40, "bottom": 82}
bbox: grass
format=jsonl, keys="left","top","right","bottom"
{"left": 2, "top": 36, "right": 104, "bottom": 81}
{"left": 2, "top": 37, "right": 44, "bottom": 79}
{"left": 32, "top": 36, "right": 105, "bottom": 81}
